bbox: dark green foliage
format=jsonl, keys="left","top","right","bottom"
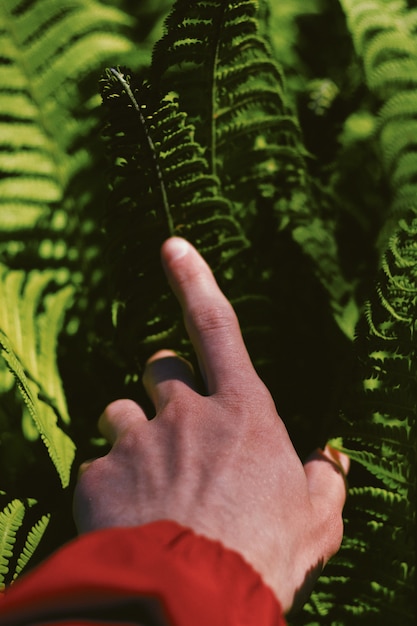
{"left": 101, "top": 0, "right": 306, "bottom": 382}
{"left": 149, "top": 0, "right": 354, "bottom": 329}
{"left": 305, "top": 212, "right": 416, "bottom": 624}
{"left": 0, "top": 0, "right": 415, "bottom": 623}
{"left": 101, "top": 0, "right": 357, "bottom": 416}
{"left": 300, "top": 1, "right": 417, "bottom": 622}
{"left": 102, "top": 67, "right": 250, "bottom": 371}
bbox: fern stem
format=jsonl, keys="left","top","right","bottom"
{"left": 110, "top": 68, "right": 174, "bottom": 237}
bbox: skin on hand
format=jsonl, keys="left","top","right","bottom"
{"left": 73, "top": 237, "right": 349, "bottom": 614}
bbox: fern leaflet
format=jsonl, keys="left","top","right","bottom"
{"left": 0, "top": 268, "right": 76, "bottom": 487}
{"left": 13, "top": 514, "right": 50, "bottom": 581}
{"left": 0, "top": 500, "right": 25, "bottom": 590}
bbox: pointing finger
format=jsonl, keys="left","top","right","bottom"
{"left": 160, "top": 237, "right": 253, "bottom": 394}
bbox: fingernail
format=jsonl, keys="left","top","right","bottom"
{"left": 165, "top": 237, "right": 189, "bottom": 261}
{"left": 324, "top": 444, "right": 350, "bottom": 476}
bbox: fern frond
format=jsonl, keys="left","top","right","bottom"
{"left": 150, "top": 0, "right": 354, "bottom": 339}
{"left": 0, "top": 499, "right": 25, "bottom": 590}
{"left": 0, "top": 268, "right": 76, "bottom": 487}
{"left": 348, "top": 485, "right": 408, "bottom": 522}
{"left": 101, "top": 68, "right": 249, "bottom": 369}
{"left": 0, "top": 496, "right": 52, "bottom": 588}
{"left": 312, "top": 210, "right": 417, "bottom": 624}
{"left": 339, "top": 0, "right": 417, "bottom": 248}
{"left": 0, "top": 0, "right": 138, "bottom": 268}
{"left": 13, "top": 513, "right": 50, "bottom": 581}
{"left": 379, "top": 90, "right": 417, "bottom": 122}
{"left": 152, "top": 0, "right": 302, "bottom": 200}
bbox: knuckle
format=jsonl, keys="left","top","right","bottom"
{"left": 221, "top": 377, "right": 275, "bottom": 416}
{"left": 162, "top": 392, "right": 201, "bottom": 425}
{"left": 116, "top": 428, "right": 143, "bottom": 456}
{"left": 186, "top": 300, "right": 238, "bottom": 336}
{"left": 101, "top": 399, "right": 140, "bottom": 425}
{"left": 76, "top": 456, "right": 108, "bottom": 493}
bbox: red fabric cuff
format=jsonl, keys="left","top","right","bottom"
{"left": 0, "top": 520, "right": 285, "bottom": 626}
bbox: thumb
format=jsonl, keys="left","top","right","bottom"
{"left": 304, "top": 444, "right": 350, "bottom": 507}
{"left": 304, "top": 445, "right": 350, "bottom": 558}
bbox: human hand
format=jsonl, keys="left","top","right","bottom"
{"left": 73, "top": 237, "right": 349, "bottom": 613}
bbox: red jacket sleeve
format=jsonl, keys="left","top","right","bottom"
{"left": 0, "top": 520, "right": 286, "bottom": 626}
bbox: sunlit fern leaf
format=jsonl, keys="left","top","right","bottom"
{"left": 13, "top": 513, "right": 50, "bottom": 581}
{"left": 0, "top": 333, "right": 75, "bottom": 489}
{"left": 378, "top": 91, "right": 417, "bottom": 122}
{"left": 101, "top": 68, "right": 250, "bottom": 370}
{"left": 0, "top": 499, "right": 25, "bottom": 590}
{"left": 0, "top": 268, "right": 76, "bottom": 487}
{"left": 0, "top": 267, "right": 74, "bottom": 423}
{"left": 368, "top": 57, "right": 417, "bottom": 93}
{"left": 0, "top": 0, "right": 136, "bottom": 268}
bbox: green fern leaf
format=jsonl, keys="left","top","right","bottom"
{"left": 0, "top": 496, "right": 52, "bottom": 587}
{"left": 313, "top": 212, "right": 417, "bottom": 624}
{"left": 151, "top": 0, "right": 303, "bottom": 204}
{"left": 0, "top": 499, "right": 25, "bottom": 590}
{"left": 339, "top": 0, "right": 417, "bottom": 248}
{"left": 147, "top": 0, "right": 356, "bottom": 348}
{"left": 0, "top": 331, "right": 75, "bottom": 489}
{"left": 0, "top": 268, "right": 76, "bottom": 487}
{"left": 101, "top": 68, "right": 250, "bottom": 370}
{"left": 13, "top": 513, "right": 50, "bottom": 581}
{"left": 0, "top": 0, "right": 137, "bottom": 267}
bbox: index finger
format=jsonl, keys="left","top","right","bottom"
{"left": 161, "top": 237, "right": 253, "bottom": 394}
